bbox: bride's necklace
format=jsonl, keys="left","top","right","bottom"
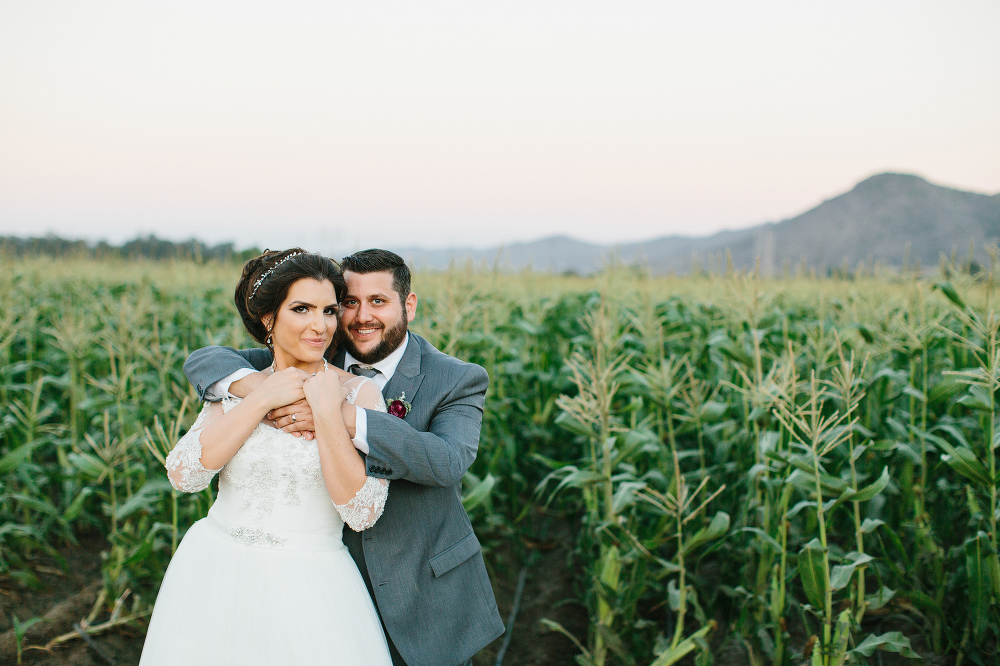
{"left": 271, "top": 359, "right": 329, "bottom": 374}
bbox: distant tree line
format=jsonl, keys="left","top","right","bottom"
{"left": 0, "top": 234, "right": 259, "bottom": 263}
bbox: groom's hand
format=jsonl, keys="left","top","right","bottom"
{"left": 269, "top": 400, "right": 316, "bottom": 439}
{"left": 267, "top": 400, "right": 359, "bottom": 441}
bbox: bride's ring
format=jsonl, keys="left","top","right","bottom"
{"left": 291, "top": 413, "right": 297, "bottom": 423}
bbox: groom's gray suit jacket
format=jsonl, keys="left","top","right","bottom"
{"left": 184, "top": 333, "right": 504, "bottom": 666}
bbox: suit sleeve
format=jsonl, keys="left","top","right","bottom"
{"left": 183, "top": 346, "right": 273, "bottom": 402}
{"left": 363, "top": 363, "right": 487, "bottom": 487}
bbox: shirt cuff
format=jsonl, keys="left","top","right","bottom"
{"left": 207, "top": 368, "right": 257, "bottom": 400}
{"left": 352, "top": 407, "right": 369, "bottom": 455}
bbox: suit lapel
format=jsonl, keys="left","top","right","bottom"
{"left": 382, "top": 334, "right": 425, "bottom": 417}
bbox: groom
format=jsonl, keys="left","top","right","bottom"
{"left": 183, "top": 249, "right": 504, "bottom": 666}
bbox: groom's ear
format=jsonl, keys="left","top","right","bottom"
{"left": 404, "top": 292, "right": 417, "bottom": 323}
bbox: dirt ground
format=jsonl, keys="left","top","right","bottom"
{"left": 0, "top": 534, "right": 145, "bottom": 666}
{"left": 474, "top": 541, "right": 588, "bottom": 666}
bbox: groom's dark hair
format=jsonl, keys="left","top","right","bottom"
{"left": 341, "top": 249, "right": 412, "bottom": 299}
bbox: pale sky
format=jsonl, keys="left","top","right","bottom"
{"left": 1, "top": 1, "right": 997, "bottom": 254}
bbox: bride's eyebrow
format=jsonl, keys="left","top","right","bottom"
{"left": 289, "top": 300, "right": 338, "bottom": 309}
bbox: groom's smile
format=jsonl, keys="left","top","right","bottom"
{"left": 351, "top": 324, "right": 383, "bottom": 339}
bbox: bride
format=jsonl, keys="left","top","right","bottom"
{"left": 140, "top": 249, "right": 393, "bottom": 665}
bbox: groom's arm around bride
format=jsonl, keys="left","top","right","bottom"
{"left": 183, "top": 249, "right": 503, "bottom": 666}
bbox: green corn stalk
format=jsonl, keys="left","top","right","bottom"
{"left": 772, "top": 371, "right": 861, "bottom": 665}
{"left": 143, "top": 396, "right": 190, "bottom": 554}
{"left": 940, "top": 298, "right": 1000, "bottom": 647}
{"left": 896, "top": 291, "right": 948, "bottom": 647}
{"left": 827, "top": 338, "right": 870, "bottom": 623}
{"left": 0, "top": 305, "right": 23, "bottom": 408}
{"left": 550, "top": 299, "right": 632, "bottom": 666}
{"left": 634, "top": 354, "right": 689, "bottom": 468}
{"left": 43, "top": 309, "right": 95, "bottom": 454}
{"left": 87, "top": 342, "right": 141, "bottom": 497}
{"left": 675, "top": 364, "right": 723, "bottom": 504}
{"left": 84, "top": 410, "right": 136, "bottom": 539}
{"left": 10, "top": 613, "right": 46, "bottom": 664}
{"left": 638, "top": 446, "right": 726, "bottom": 661}
{"left": 724, "top": 339, "right": 796, "bottom": 654}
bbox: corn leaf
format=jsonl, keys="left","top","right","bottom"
{"left": 830, "top": 553, "right": 874, "bottom": 591}
{"left": 932, "top": 281, "right": 966, "bottom": 309}
{"left": 797, "top": 539, "right": 826, "bottom": 611}
{"left": 684, "top": 511, "right": 729, "bottom": 554}
{"left": 648, "top": 622, "right": 715, "bottom": 666}
{"left": 919, "top": 427, "right": 991, "bottom": 487}
{"left": 850, "top": 631, "right": 919, "bottom": 659}
{"left": 461, "top": 472, "right": 496, "bottom": 512}
{"left": 966, "top": 532, "right": 994, "bottom": 641}
{"left": 0, "top": 438, "right": 43, "bottom": 475}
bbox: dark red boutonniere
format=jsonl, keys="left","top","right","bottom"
{"left": 387, "top": 392, "right": 412, "bottom": 419}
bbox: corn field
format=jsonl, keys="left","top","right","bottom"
{"left": 3, "top": 254, "right": 1000, "bottom": 665}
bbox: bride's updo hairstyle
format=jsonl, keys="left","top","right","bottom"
{"left": 235, "top": 248, "right": 346, "bottom": 347}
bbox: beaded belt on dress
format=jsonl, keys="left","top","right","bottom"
{"left": 205, "top": 512, "right": 346, "bottom": 552}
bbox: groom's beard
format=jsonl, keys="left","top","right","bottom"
{"left": 339, "top": 316, "right": 409, "bottom": 365}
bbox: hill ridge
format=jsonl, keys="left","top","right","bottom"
{"left": 397, "top": 173, "right": 1000, "bottom": 274}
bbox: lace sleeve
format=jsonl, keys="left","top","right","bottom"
{"left": 335, "top": 377, "right": 388, "bottom": 530}
{"left": 344, "top": 376, "right": 387, "bottom": 412}
{"left": 165, "top": 402, "right": 225, "bottom": 493}
{"left": 333, "top": 476, "right": 389, "bottom": 531}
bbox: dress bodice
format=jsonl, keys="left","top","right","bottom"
{"left": 210, "top": 410, "right": 347, "bottom": 549}
{"left": 165, "top": 377, "right": 388, "bottom": 547}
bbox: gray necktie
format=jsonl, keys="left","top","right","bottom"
{"left": 348, "top": 364, "right": 380, "bottom": 379}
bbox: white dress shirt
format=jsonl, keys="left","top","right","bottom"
{"left": 205, "top": 334, "right": 410, "bottom": 454}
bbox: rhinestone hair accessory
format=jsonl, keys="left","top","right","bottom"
{"left": 250, "top": 252, "right": 304, "bottom": 300}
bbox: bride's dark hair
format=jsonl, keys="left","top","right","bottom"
{"left": 235, "top": 248, "right": 346, "bottom": 349}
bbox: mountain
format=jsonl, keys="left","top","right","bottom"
{"left": 396, "top": 173, "right": 1000, "bottom": 274}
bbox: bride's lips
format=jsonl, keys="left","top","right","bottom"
{"left": 302, "top": 338, "right": 327, "bottom": 348}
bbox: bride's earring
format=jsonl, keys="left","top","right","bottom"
{"left": 266, "top": 331, "right": 272, "bottom": 345}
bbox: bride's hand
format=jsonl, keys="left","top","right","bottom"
{"left": 254, "top": 367, "right": 310, "bottom": 412}
{"left": 303, "top": 370, "right": 349, "bottom": 422}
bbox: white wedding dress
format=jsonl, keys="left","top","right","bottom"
{"left": 140, "top": 379, "right": 392, "bottom": 665}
